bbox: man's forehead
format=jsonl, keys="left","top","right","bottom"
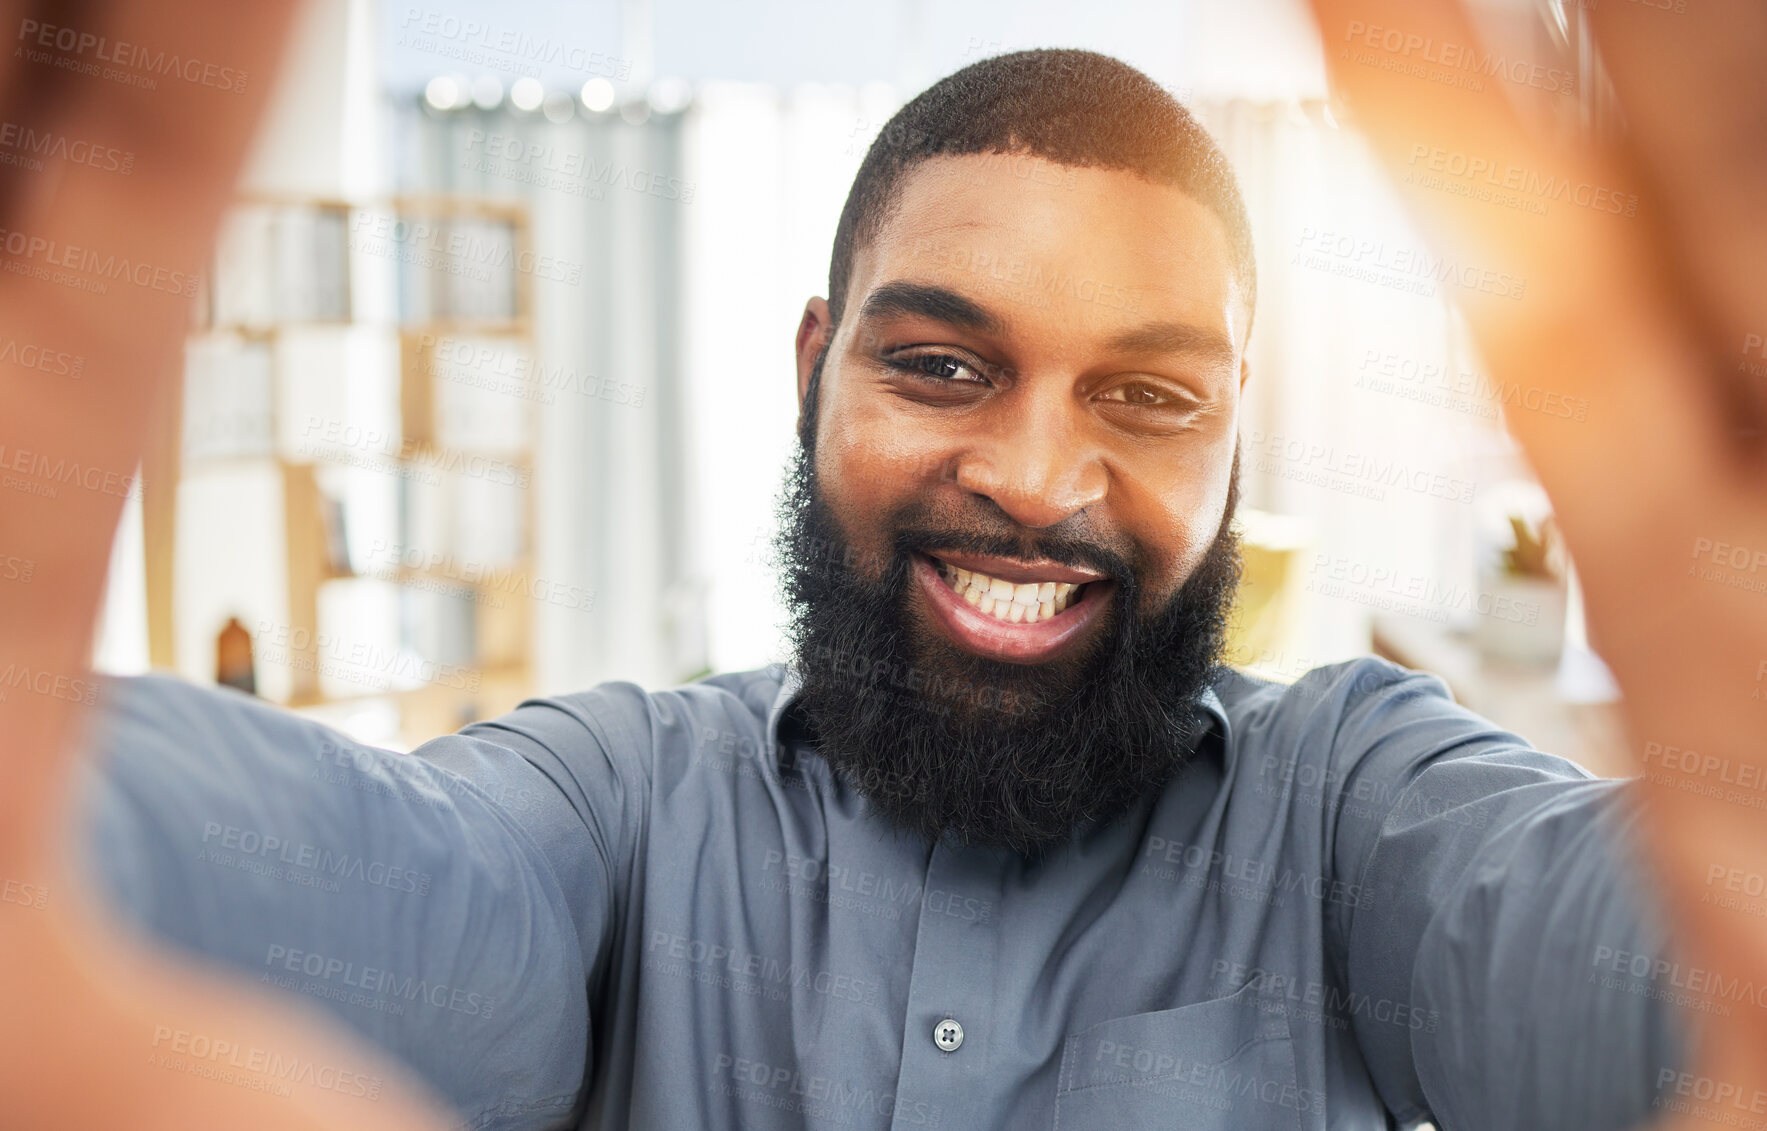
{"left": 851, "top": 152, "right": 1247, "bottom": 350}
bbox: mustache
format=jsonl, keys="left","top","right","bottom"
{"left": 895, "top": 526, "right": 1137, "bottom": 588}
{"left": 884, "top": 502, "right": 1143, "bottom": 590}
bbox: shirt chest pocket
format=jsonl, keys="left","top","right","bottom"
{"left": 1054, "top": 979, "right": 1312, "bottom": 1130}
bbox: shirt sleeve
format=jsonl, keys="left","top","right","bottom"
{"left": 76, "top": 674, "right": 609, "bottom": 1131}
{"left": 1309, "top": 658, "right": 1687, "bottom": 1130}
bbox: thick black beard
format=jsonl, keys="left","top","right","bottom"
{"left": 775, "top": 395, "right": 1242, "bottom": 857}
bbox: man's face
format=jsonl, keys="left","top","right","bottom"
{"left": 779, "top": 153, "right": 1248, "bottom": 853}
{"left": 801, "top": 154, "right": 1247, "bottom": 661}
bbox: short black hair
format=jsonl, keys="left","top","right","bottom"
{"left": 826, "top": 48, "right": 1257, "bottom": 334}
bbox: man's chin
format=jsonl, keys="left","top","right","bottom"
{"left": 774, "top": 442, "right": 1242, "bottom": 853}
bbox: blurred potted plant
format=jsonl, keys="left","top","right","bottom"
{"left": 1476, "top": 512, "right": 1568, "bottom": 664}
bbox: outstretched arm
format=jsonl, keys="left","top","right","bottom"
{"left": 1304, "top": 0, "right": 1767, "bottom": 1123}
{"left": 0, "top": 1, "right": 453, "bottom": 1126}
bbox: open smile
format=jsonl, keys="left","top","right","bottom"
{"left": 911, "top": 550, "right": 1114, "bottom": 664}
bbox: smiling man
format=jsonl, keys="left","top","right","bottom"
{"left": 77, "top": 49, "right": 1682, "bottom": 1131}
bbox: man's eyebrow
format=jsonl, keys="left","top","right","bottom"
{"left": 857, "top": 281, "right": 1006, "bottom": 336}
{"left": 1106, "top": 321, "right": 1238, "bottom": 371}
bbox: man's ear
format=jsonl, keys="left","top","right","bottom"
{"left": 795, "top": 297, "right": 833, "bottom": 425}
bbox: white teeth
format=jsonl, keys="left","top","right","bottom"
{"left": 938, "top": 559, "right": 1088, "bottom": 626}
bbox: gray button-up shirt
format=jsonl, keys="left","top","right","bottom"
{"left": 79, "top": 658, "right": 1683, "bottom": 1130}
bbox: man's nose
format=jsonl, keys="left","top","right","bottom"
{"left": 952, "top": 407, "right": 1107, "bottom": 529}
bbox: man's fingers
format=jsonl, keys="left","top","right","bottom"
{"left": 1588, "top": 0, "right": 1767, "bottom": 442}
{"left": 1303, "top": 0, "right": 1720, "bottom": 573}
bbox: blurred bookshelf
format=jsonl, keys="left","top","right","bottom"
{"left": 148, "top": 192, "right": 541, "bottom": 748}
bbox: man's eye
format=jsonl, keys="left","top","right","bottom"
{"left": 886, "top": 352, "right": 986, "bottom": 385}
{"left": 1101, "top": 382, "right": 1173, "bottom": 406}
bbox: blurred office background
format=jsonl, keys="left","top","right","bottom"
{"left": 93, "top": 0, "right": 1626, "bottom": 771}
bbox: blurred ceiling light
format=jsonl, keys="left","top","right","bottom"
{"left": 581, "top": 77, "right": 616, "bottom": 113}
{"left": 542, "top": 91, "right": 576, "bottom": 123}
{"left": 510, "top": 77, "right": 545, "bottom": 113}
{"left": 620, "top": 101, "right": 651, "bottom": 126}
{"left": 423, "top": 75, "right": 464, "bottom": 111}
{"left": 648, "top": 77, "right": 692, "bottom": 115}
{"left": 471, "top": 75, "right": 504, "bottom": 110}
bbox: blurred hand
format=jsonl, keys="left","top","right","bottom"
{"left": 0, "top": 1, "right": 448, "bottom": 1126}
{"left": 1305, "top": 0, "right": 1767, "bottom": 1122}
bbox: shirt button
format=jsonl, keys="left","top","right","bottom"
{"left": 933, "top": 1018, "right": 964, "bottom": 1052}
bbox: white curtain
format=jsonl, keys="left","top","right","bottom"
{"left": 393, "top": 97, "right": 706, "bottom": 693}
